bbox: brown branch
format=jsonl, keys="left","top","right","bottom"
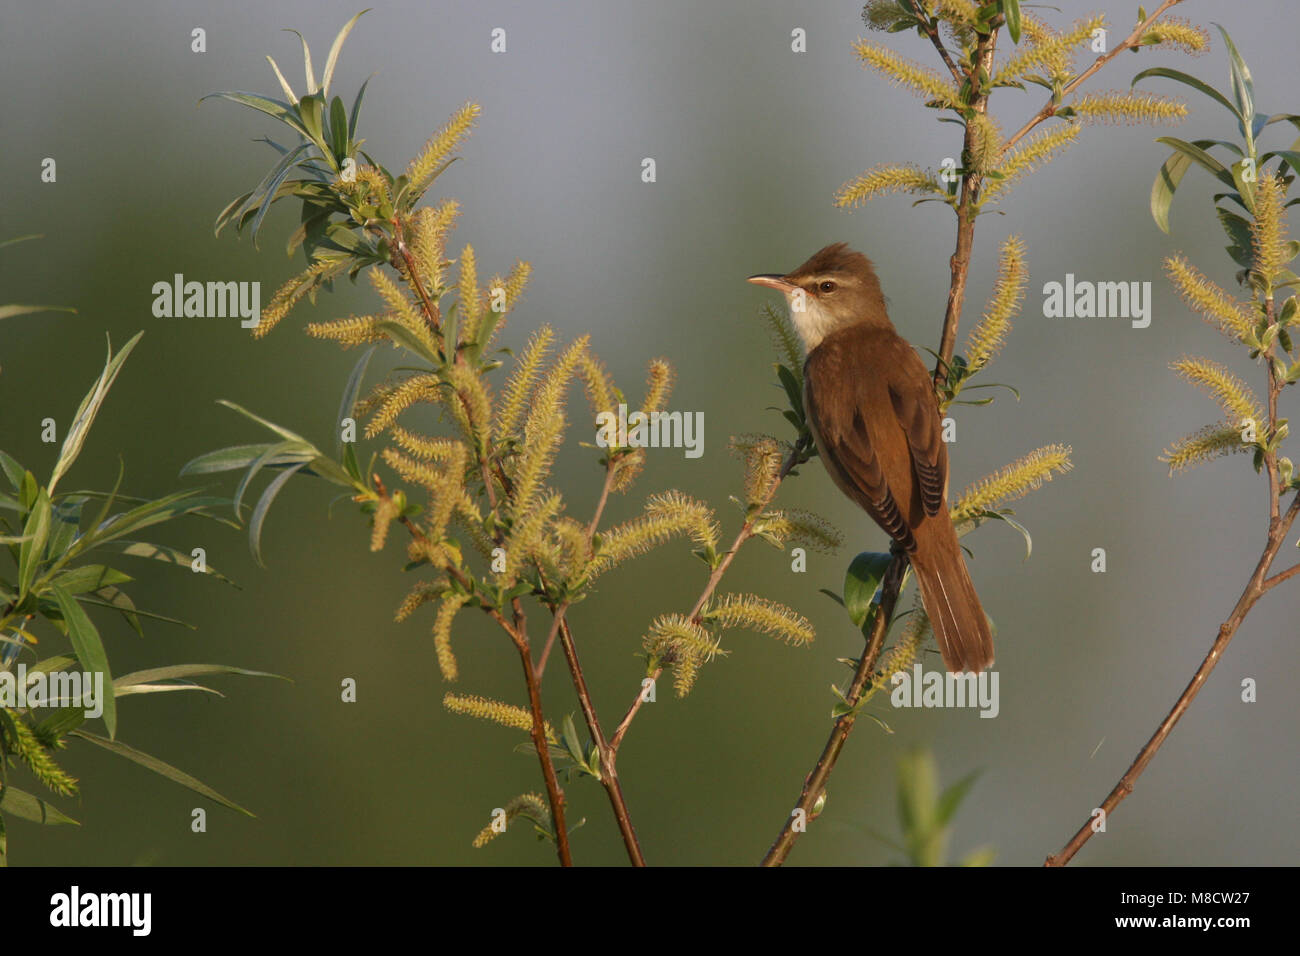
{"left": 1045, "top": 493, "right": 1299, "bottom": 867}
{"left": 999, "top": 0, "right": 1185, "bottom": 155}
{"left": 761, "top": 556, "right": 908, "bottom": 866}
{"left": 604, "top": 433, "right": 814, "bottom": 754}
{"left": 1045, "top": 288, "right": 1298, "bottom": 866}
{"left": 933, "top": 25, "right": 997, "bottom": 388}
{"left": 555, "top": 616, "right": 647, "bottom": 866}
{"left": 372, "top": 474, "right": 573, "bottom": 865}
{"left": 903, "top": 0, "right": 962, "bottom": 84}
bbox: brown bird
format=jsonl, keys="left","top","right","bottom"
{"left": 749, "top": 243, "right": 993, "bottom": 673}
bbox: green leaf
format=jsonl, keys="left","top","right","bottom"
{"left": 1154, "top": 137, "right": 1237, "bottom": 190}
{"left": 48, "top": 564, "right": 132, "bottom": 596}
{"left": 115, "top": 663, "right": 287, "bottom": 690}
{"left": 181, "top": 443, "right": 309, "bottom": 477}
{"left": 328, "top": 95, "right": 349, "bottom": 163}
{"left": 1217, "top": 207, "right": 1255, "bottom": 268}
{"left": 17, "top": 488, "right": 51, "bottom": 599}
{"left": 321, "top": 9, "right": 369, "bottom": 99}
{"left": 844, "top": 551, "right": 893, "bottom": 629}
{"left": 1152, "top": 147, "right": 1199, "bottom": 234}
{"left": 935, "top": 769, "right": 982, "bottom": 828}
{"left": 349, "top": 74, "right": 373, "bottom": 142}
{"left": 334, "top": 349, "right": 375, "bottom": 456}
{"left": 0, "top": 786, "right": 78, "bottom": 826}
{"left": 0, "top": 450, "right": 25, "bottom": 491}
{"left": 247, "top": 143, "right": 315, "bottom": 245}
{"left": 200, "top": 91, "right": 311, "bottom": 139}
{"left": 1214, "top": 25, "right": 1254, "bottom": 142}
{"left": 48, "top": 331, "right": 144, "bottom": 494}
{"left": 249, "top": 462, "right": 306, "bottom": 567}
{"left": 234, "top": 439, "right": 318, "bottom": 518}
{"left": 214, "top": 400, "right": 312, "bottom": 444}
{"left": 375, "top": 320, "right": 443, "bottom": 366}
{"left": 92, "top": 540, "right": 236, "bottom": 586}
{"left": 1132, "top": 67, "right": 1242, "bottom": 123}
{"left": 0, "top": 304, "right": 77, "bottom": 320}
{"left": 1001, "top": 0, "right": 1021, "bottom": 43}
{"left": 69, "top": 730, "right": 254, "bottom": 816}
{"left": 50, "top": 584, "right": 115, "bottom": 738}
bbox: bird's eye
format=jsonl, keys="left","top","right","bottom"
{"left": 819, "top": 281, "right": 837, "bottom": 294}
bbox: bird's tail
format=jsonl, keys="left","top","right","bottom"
{"left": 909, "top": 516, "right": 994, "bottom": 673}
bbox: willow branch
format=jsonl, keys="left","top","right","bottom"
{"left": 373, "top": 474, "right": 573, "bottom": 865}
{"left": 1045, "top": 288, "right": 1297, "bottom": 866}
{"left": 606, "top": 434, "right": 814, "bottom": 753}
{"left": 999, "top": 0, "right": 1185, "bottom": 155}
{"left": 761, "top": 555, "right": 908, "bottom": 866}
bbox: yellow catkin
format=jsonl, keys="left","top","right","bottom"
{"left": 1164, "top": 255, "right": 1257, "bottom": 342}
{"left": 994, "top": 15, "right": 1105, "bottom": 85}
{"left": 1171, "top": 357, "right": 1261, "bottom": 424}
{"left": 707, "top": 593, "right": 814, "bottom": 645}
{"left": 836, "top": 163, "right": 943, "bottom": 208}
{"left": 432, "top": 593, "right": 472, "bottom": 681}
{"left": 951, "top": 444, "right": 1073, "bottom": 520}
{"left": 1252, "top": 173, "right": 1290, "bottom": 285}
{"left": 404, "top": 102, "right": 481, "bottom": 195}
{"left": 1141, "top": 17, "right": 1209, "bottom": 56}
{"left": 365, "top": 374, "right": 440, "bottom": 438}
{"left": 965, "top": 235, "right": 1027, "bottom": 370}
{"left": 305, "top": 314, "right": 385, "bottom": 346}
{"left": 853, "top": 41, "right": 961, "bottom": 108}
{"left": 411, "top": 200, "right": 460, "bottom": 291}
{"left": 641, "top": 359, "right": 674, "bottom": 416}
{"left": 472, "top": 793, "right": 549, "bottom": 848}
{"left": 985, "top": 123, "right": 1080, "bottom": 199}
{"left": 1160, "top": 424, "right": 1249, "bottom": 473}
{"left": 443, "top": 693, "right": 557, "bottom": 742}
{"left": 760, "top": 508, "right": 843, "bottom": 554}
{"left": 1070, "top": 90, "right": 1188, "bottom": 125}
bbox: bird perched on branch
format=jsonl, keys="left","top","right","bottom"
{"left": 749, "top": 243, "right": 993, "bottom": 673}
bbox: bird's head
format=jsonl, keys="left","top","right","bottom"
{"left": 748, "top": 242, "right": 890, "bottom": 352}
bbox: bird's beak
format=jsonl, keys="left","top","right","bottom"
{"left": 747, "top": 274, "right": 797, "bottom": 294}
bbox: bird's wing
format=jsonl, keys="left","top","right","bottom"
{"left": 804, "top": 343, "right": 915, "bottom": 550}
{"left": 887, "top": 347, "right": 947, "bottom": 516}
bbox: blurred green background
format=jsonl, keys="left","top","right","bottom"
{"left": 1, "top": 0, "right": 1296, "bottom": 866}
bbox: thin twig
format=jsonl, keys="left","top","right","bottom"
{"left": 761, "top": 556, "right": 907, "bottom": 867}
{"left": 999, "top": 0, "right": 1185, "bottom": 155}
{"left": 1045, "top": 494, "right": 1298, "bottom": 866}
{"left": 1045, "top": 290, "right": 1298, "bottom": 866}
{"left": 372, "top": 474, "right": 573, "bottom": 865}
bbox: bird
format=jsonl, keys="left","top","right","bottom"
{"left": 749, "top": 243, "right": 993, "bottom": 673}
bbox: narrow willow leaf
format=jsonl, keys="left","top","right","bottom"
{"left": 49, "top": 331, "right": 144, "bottom": 494}
{"left": 321, "top": 9, "right": 369, "bottom": 99}
{"left": 70, "top": 730, "right": 253, "bottom": 816}
{"left": 1132, "top": 67, "right": 1241, "bottom": 123}
{"left": 200, "top": 91, "right": 310, "bottom": 139}
{"left": 0, "top": 786, "right": 78, "bottom": 826}
{"left": 249, "top": 462, "right": 306, "bottom": 567}
{"left": 114, "top": 663, "right": 286, "bottom": 689}
{"left": 50, "top": 584, "right": 115, "bottom": 739}
{"left": 0, "top": 304, "right": 77, "bottom": 320}
{"left": 215, "top": 400, "right": 311, "bottom": 444}
{"left": 92, "top": 540, "right": 236, "bottom": 586}
{"left": 180, "top": 443, "right": 309, "bottom": 477}
{"left": 335, "top": 345, "right": 377, "bottom": 454}
{"left": 17, "top": 488, "right": 51, "bottom": 599}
